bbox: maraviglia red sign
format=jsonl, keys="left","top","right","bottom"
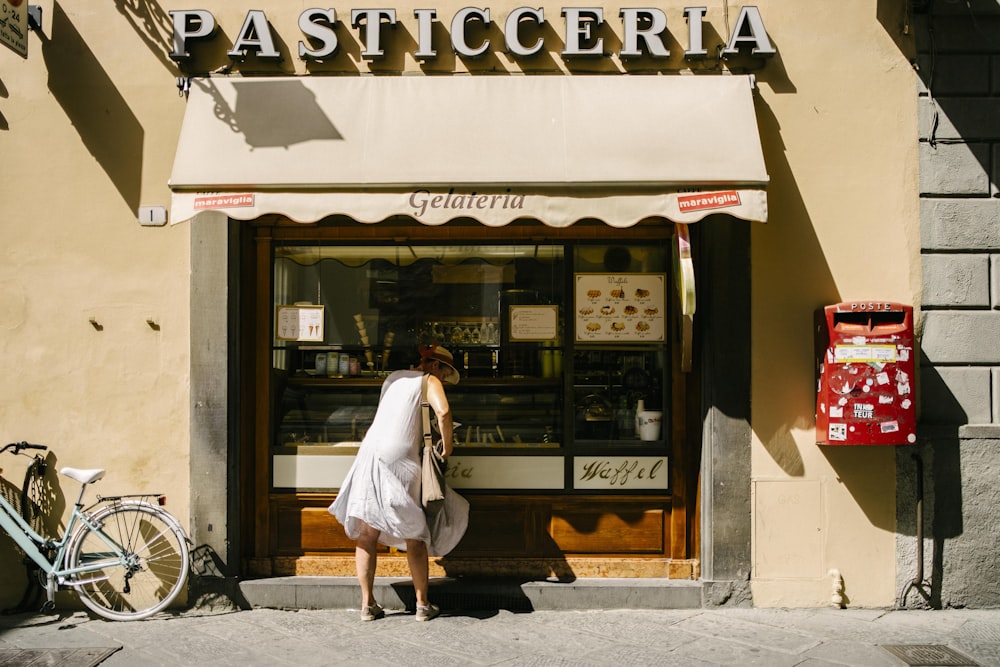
{"left": 677, "top": 191, "right": 741, "bottom": 213}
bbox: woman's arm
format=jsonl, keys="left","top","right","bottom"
{"left": 426, "top": 374, "right": 454, "bottom": 457}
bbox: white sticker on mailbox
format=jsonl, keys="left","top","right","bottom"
{"left": 829, "top": 423, "right": 848, "bottom": 441}
{"left": 880, "top": 421, "right": 899, "bottom": 433}
{"left": 834, "top": 344, "right": 898, "bottom": 363}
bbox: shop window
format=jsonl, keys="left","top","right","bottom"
{"left": 269, "top": 242, "right": 670, "bottom": 495}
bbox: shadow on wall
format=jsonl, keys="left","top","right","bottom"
{"left": 187, "top": 77, "right": 343, "bottom": 150}
{"left": 814, "top": 354, "right": 966, "bottom": 542}
{"left": 743, "top": 93, "right": 839, "bottom": 478}
{"left": 112, "top": 0, "right": 179, "bottom": 75}
{"left": 896, "top": 361, "right": 966, "bottom": 608}
{"left": 893, "top": 430, "right": 968, "bottom": 609}
{"left": 878, "top": 0, "right": 996, "bottom": 609}
{"left": 0, "top": 450, "right": 67, "bottom": 613}
{"left": 188, "top": 544, "right": 252, "bottom": 610}
{"left": 879, "top": 0, "right": 993, "bottom": 181}
{"left": 0, "top": 76, "right": 9, "bottom": 131}
{"left": 40, "top": 3, "right": 143, "bottom": 213}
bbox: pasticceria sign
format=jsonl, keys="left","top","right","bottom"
{"left": 169, "top": 5, "right": 774, "bottom": 62}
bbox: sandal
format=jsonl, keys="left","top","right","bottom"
{"left": 415, "top": 603, "right": 440, "bottom": 622}
{"left": 361, "top": 602, "right": 385, "bottom": 621}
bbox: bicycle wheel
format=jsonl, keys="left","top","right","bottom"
{"left": 65, "top": 501, "right": 189, "bottom": 621}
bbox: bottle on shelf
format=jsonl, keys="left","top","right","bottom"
{"left": 617, "top": 396, "right": 635, "bottom": 438}
{"left": 634, "top": 399, "right": 645, "bottom": 436}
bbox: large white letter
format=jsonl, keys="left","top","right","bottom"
{"left": 452, "top": 7, "right": 491, "bottom": 58}
{"left": 169, "top": 10, "right": 216, "bottom": 60}
{"left": 505, "top": 7, "right": 545, "bottom": 57}
{"left": 619, "top": 8, "right": 668, "bottom": 58}
{"left": 722, "top": 6, "right": 775, "bottom": 57}
{"left": 414, "top": 9, "right": 437, "bottom": 59}
{"left": 352, "top": 9, "right": 398, "bottom": 58}
{"left": 561, "top": 8, "right": 604, "bottom": 57}
{"left": 228, "top": 10, "right": 281, "bottom": 60}
{"left": 299, "top": 8, "right": 338, "bottom": 59}
{"left": 683, "top": 6, "right": 708, "bottom": 58}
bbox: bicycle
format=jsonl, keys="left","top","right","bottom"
{"left": 0, "top": 441, "right": 190, "bottom": 621}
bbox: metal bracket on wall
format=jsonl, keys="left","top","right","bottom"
{"left": 27, "top": 6, "right": 42, "bottom": 32}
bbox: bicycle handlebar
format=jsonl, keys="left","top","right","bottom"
{"left": 2, "top": 441, "right": 48, "bottom": 455}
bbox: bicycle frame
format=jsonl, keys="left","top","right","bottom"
{"left": 0, "top": 481, "right": 137, "bottom": 583}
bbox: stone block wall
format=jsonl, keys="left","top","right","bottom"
{"left": 898, "top": 0, "right": 1000, "bottom": 609}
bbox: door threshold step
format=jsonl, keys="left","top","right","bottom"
{"left": 238, "top": 576, "right": 703, "bottom": 611}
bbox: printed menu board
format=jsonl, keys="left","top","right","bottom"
{"left": 575, "top": 273, "right": 666, "bottom": 342}
{"left": 509, "top": 305, "right": 559, "bottom": 341}
{"left": 275, "top": 305, "right": 325, "bottom": 342}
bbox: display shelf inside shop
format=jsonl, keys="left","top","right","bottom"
{"left": 419, "top": 317, "right": 501, "bottom": 346}
{"left": 574, "top": 438, "right": 665, "bottom": 447}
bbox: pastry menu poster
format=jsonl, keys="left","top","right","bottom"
{"left": 575, "top": 273, "right": 666, "bottom": 342}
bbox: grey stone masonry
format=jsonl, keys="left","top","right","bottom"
{"left": 921, "top": 254, "right": 990, "bottom": 307}
{"left": 905, "top": 2, "right": 1000, "bottom": 609}
{"left": 918, "top": 7, "right": 1000, "bottom": 430}
{"left": 920, "top": 366, "right": 993, "bottom": 424}
{"left": 921, "top": 311, "right": 1000, "bottom": 365}
{"left": 919, "top": 142, "right": 990, "bottom": 195}
{"left": 995, "top": 368, "right": 1000, "bottom": 421}
{"left": 920, "top": 141, "right": 990, "bottom": 197}
{"left": 993, "top": 254, "right": 1000, "bottom": 308}
{"left": 994, "top": 143, "right": 1000, "bottom": 196}
{"left": 920, "top": 199, "right": 1000, "bottom": 251}
{"left": 919, "top": 96, "right": 1000, "bottom": 140}
{"left": 915, "top": 12, "right": 1000, "bottom": 53}
{"left": 916, "top": 55, "right": 990, "bottom": 96}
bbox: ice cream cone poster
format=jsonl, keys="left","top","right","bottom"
{"left": 275, "top": 305, "right": 325, "bottom": 342}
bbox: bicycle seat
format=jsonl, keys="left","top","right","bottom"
{"left": 60, "top": 467, "right": 106, "bottom": 485}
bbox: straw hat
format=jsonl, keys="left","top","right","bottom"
{"left": 419, "top": 343, "right": 461, "bottom": 385}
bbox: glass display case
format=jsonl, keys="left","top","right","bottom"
{"left": 274, "top": 370, "right": 562, "bottom": 449}
{"left": 572, "top": 347, "right": 666, "bottom": 446}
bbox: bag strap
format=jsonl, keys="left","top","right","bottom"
{"left": 421, "top": 374, "right": 433, "bottom": 449}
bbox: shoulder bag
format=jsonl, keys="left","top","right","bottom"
{"left": 420, "top": 374, "right": 447, "bottom": 515}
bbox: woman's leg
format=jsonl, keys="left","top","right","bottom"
{"left": 356, "top": 522, "right": 381, "bottom": 607}
{"left": 404, "top": 538, "right": 430, "bottom": 607}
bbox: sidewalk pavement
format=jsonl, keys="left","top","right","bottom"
{"left": 0, "top": 604, "right": 998, "bottom": 667}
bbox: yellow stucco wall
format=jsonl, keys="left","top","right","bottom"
{"left": 0, "top": 1, "right": 917, "bottom": 608}
{"left": 749, "top": 3, "right": 919, "bottom": 605}
{"left": 0, "top": 2, "right": 192, "bottom": 606}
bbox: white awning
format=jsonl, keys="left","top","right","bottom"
{"left": 169, "top": 75, "right": 768, "bottom": 227}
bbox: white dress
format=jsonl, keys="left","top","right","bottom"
{"left": 329, "top": 370, "right": 469, "bottom": 556}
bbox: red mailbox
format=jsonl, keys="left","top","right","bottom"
{"left": 815, "top": 301, "right": 916, "bottom": 446}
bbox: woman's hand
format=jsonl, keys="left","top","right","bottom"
{"left": 436, "top": 438, "right": 453, "bottom": 459}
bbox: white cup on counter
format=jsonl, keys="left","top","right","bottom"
{"left": 637, "top": 410, "right": 662, "bottom": 441}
